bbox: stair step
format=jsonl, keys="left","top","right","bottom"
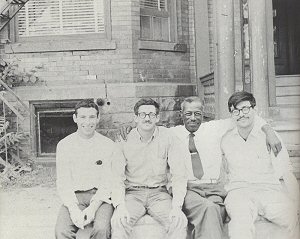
{"left": 286, "top": 144, "right": 300, "bottom": 156}
{"left": 269, "top": 105, "right": 300, "bottom": 120}
{"left": 272, "top": 120, "right": 300, "bottom": 131}
{"left": 276, "top": 85, "right": 300, "bottom": 96}
{"left": 276, "top": 75, "right": 300, "bottom": 86}
{"left": 276, "top": 95, "right": 300, "bottom": 105}
{"left": 271, "top": 120, "right": 300, "bottom": 145}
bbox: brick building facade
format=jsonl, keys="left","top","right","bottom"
{"left": 0, "top": 0, "right": 198, "bottom": 162}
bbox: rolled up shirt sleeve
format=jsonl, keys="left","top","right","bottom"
{"left": 111, "top": 142, "right": 127, "bottom": 207}
{"left": 56, "top": 141, "right": 79, "bottom": 209}
{"left": 167, "top": 132, "right": 188, "bottom": 208}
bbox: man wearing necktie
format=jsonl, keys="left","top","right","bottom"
{"left": 169, "top": 96, "right": 282, "bottom": 239}
{"left": 119, "top": 96, "right": 282, "bottom": 239}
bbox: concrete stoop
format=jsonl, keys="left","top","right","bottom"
{"left": 76, "top": 215, "right": 290, "bottom": 239}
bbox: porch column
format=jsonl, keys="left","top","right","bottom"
{"left": 248, "top": 0, "right": 270, "bottom": 117}
{"left": 215, "top": 0, "right": 235, "bottom": 119}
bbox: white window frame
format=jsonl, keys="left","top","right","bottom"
{"left": 16, "top": 0, "right": 111, "bottom": 42}
{"left": 5, "top": 0, "right": 114, "bottom": 53}
{"left": 140, "top": 0, "right": 177, "bottom": 43}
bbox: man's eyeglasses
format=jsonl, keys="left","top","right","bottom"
{"left": 183, "top": 111, "right": 203, "bottom": 117}
{"left": 138, "top": 112, "right": 157, "bottom": 119}
{"left": 231, "top": 106, "right": 253, "bottom": 116}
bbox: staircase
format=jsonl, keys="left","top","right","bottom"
{"left": 0, "top": 0, "right": 29, "bottom": 32}
{"left": 270, "top": 75, "right": 300, "bottom": 179}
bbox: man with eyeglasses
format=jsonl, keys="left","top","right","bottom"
{"left": 221, "top": 91, "right": 299, "bottom": 239}
{"left": 119, "top": 96, "right": 282, "bottom": 239}
{"left": 111, "top": 98, "right": 188, "bottom": 239}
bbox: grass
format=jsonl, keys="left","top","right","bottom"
{"left": 0, "top": 165, "right": 56, "bottom": 190}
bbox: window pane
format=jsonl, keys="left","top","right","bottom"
{"left": 153, "top": 17, "right": 169, "bottom": 41}
{"left": 18, "top": 0, "right": 105, "bottom": 37}
{"left": 140, "top": 15, "right": 151, "bottom": 39}
{"left": 140, "top": 0, "right": 167, "bottom": 11}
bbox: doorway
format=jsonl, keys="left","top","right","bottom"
{"left": 273, "top": 0, "right": 300, "bottom": 75}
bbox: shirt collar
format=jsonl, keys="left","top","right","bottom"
{"left": 132, "top": 126, "right": 159, "bottom": 142}
{"left": 231, "top": 117, "right": 261, "bottom": 139}
{"left": 182, "top": 124, "right": 200, "bottom": 138}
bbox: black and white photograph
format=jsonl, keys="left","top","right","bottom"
{"left": 0, "top": 0, "right": 299, "bottom": 239}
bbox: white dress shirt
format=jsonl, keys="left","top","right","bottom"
{"left": 170, "top": 116, "right": 267, "bottom": 184}
{"left": 56, "top": 131, "right": 122, "bottom": 209}
{"left": 221, "top": 118, "right": 292, "bottom": 192}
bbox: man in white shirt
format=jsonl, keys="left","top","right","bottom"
{"left": 55, "top": 99, "right": 122, "bottom": 239}
{"left": 221, "top": 91, "right": 299, "bottom": 239}
{"left": 119, "top": 96, "right": 282, "bottom": 239}
{"left": 111, "top": 98, "right": 188, "bottom": 239}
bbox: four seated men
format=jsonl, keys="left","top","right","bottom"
{"left": 55, "top": 94, "right": 299, "bottom": 239}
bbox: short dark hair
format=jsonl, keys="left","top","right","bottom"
{"left": 134, "top": 98, "right": 160, "bottom": 115}
{"left": 74, "top": 99, "right": 99, "bottom": 116}
{"left": 228, "top": 91, "right": 256, "bottom": 112}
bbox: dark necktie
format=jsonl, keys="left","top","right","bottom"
{"left": 189, "top": 133, "right": 204, "bottom": 179}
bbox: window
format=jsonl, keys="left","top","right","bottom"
{"left": 37, "top": 110, "right": 76, "bottom": 155}
{"left": 32, "top": 101, "right": 78, "bottom": 157}
{"left": 140, "top": 0, "right": 176, "bottom": 42}
{"left": 18, "top": 0, "right": 107, "bottom": 38}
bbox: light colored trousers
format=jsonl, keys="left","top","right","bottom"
{"left": 55, "top": 189, "right": 114, "bottom": 239}
{"left": 225, "top": 187, "right": 299, "bottom": 239}
{"left": 182, "top": 183, "right": 227, "bottom": 239}
{"left": 111, "top": 187, "right": 187, "bottom": 239}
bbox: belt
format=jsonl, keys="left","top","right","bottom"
{"left": 75, "top": 187, "right": 97, "bottom": 193}
{"left": 192, "top": 179, "right": 218, "bottom": 184}
{"left": 130, "top": 185, "right": 165, "bottom": 189}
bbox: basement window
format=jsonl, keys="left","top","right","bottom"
{"left": 37, "top": 109, "right": 77, "bottom": 156}
{"left": 37, "top": 110, "right": 77, "bottom": 156}
{"left": 32, "top": 101, "right": 79, "bottom": 157}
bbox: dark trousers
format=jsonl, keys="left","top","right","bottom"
{"left": 55, "top": 189, "right": 114, "bottom": 239}
{"left": 182, "top": 183, "right": 227, "bottom": 239}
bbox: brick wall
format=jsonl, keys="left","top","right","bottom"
{"left": 0, "top": 0, "right": 196, "bottom": 161}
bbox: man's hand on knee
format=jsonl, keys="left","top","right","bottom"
{"left": 111, "top": 204, "right": 130, "bottom": 228}
{"left": 168, "top": 207, "right": 187, "bottom": 232}
{"left": 83, "top": 201, "right": 101, "bottom": 227}
{"left": 69, "top": 205, "right": 85, "bottom": 229}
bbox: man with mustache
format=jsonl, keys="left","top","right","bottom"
{"left": 111, "top": 98, "right": 188, "bottom": 239}
{"left": 119, "top": 96, "right": 282, "bottom": 239}
{"left": 221, "top": 91, "right": 299, "bottom": 239}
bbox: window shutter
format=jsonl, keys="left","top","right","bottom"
{"left": 18, "top": 0, "right": 105, "bottom": 37}
{"left": 140, "top": 0, "right": 167, "bottom": 11}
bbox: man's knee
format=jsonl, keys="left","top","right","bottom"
{"left": 92, "top": 223, "right": 111, "bottom": 239}
{"left": 202, "top": 200, "right": 222, "bottom": 216}
{"left": 55, "top": 222, "right": 77, "bottom": 239}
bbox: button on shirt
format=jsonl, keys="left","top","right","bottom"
{"left": 112, "top": 126, "right": 187, "bottom": 208}
{"left": 170, "top": 116, "right": 267, "bottom": 184}
{"left": 56, "top": 131, "right": 122, "bottom": 209}
{"left": 221, "top": 119, "right": 292, "bottom": 192}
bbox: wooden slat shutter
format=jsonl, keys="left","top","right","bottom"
{"left": 18, "top": 0, "right": 105, "bottom": 37}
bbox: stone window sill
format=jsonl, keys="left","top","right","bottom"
{"left": 5, "top": 38, "right": 116, "bottom": 53}
{"left": 138, "top": 40, "right": 187, "bottom": 52}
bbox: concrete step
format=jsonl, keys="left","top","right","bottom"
{"left": 276, "top": 75, "right": 300, "bottom": 86}
{"left": 76, "top": 215, "right": 290, "bottom": 239}
{"left": 276, "top": 85, "right": 300, "bottom": 96}
{"left": 276, "top": 75, "right": 300, "bottom": 105}
{"left": 272, "top": 120, "right": 300, "bottom": 145}
{"left": 276, "top": 95, "right": 300, "bottom": 105}
{"left": 269, "top": 105, "right": 300, "bottom": 120}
